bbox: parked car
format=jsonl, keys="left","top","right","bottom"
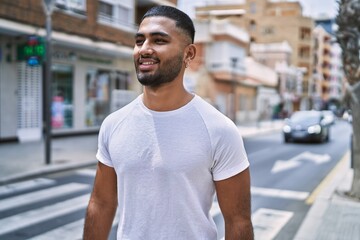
{"left": 322, "top": 110, "right": 336, "bottom": 125}
{"left": 283, "top": 110, "right": 331, "bottom": 143}
{"left": 342, "top": 110, "right": 353, "bottom": 123}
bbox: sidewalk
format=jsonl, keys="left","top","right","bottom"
{"left": 294, "top": 151, "right": 360, "bottom": 240}
{"left": 0, "top": 134, "right": 98, "bottom": 184}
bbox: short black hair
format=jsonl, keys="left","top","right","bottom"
{"left": 142, "top": 5, "right": 195, "bottom": 44}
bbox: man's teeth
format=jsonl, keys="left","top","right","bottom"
{"left": 143, "top": 62, "right": 155, "bottom": 65}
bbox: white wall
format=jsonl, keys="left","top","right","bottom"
{"left": 206, "top": 41, "right": 246, "bottom": 75}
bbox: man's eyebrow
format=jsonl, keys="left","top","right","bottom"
{"left": 134, "top": 31, "right": 171, "bottom": 38}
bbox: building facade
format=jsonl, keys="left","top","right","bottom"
{"left": 312, "top": 25, "right": 332, "bottom": 110}
{"left": 250, "top": 41, "right": 304, "bottom": 116}
{"left": 188, "top": 16, "right": 251, "bottom": 123}
{"left": 194, "top": 0, "right": 314, "bottom": 110}
{"left": 0, "top": 0, "right": 176, "bottom": 142}
{"left": 314, "top": 17, "right": 345, "bottom": 113}
{"left": 186, "top": 8, "right": 279, "bottom": 124}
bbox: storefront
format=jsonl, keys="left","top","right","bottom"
{"left": 0, "top": 34, "right": 136, "bottom": 142}
{"left": 50, "top": 48, "right": 136, "bottom": 134}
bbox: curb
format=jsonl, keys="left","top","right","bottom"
{"left": 0, "top": 160, "right": 97, "bottom": 185}
{"left": 293, "top": 151, "right": 351, "bottom": 240}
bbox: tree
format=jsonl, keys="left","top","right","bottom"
{"left": 336, "top": 0, "right": 360, "bottom": 199}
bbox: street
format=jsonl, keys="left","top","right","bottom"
{"left": 0, "top": 120, "right": 352, "bottom": 240}
{"left": 247, "top": 120, "right": 352, "bottom": 239}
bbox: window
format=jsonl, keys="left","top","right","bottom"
{"left": 249, "top": 20, "right": 256, "bottom": 32}
{"left": 298, "top": 46, "right": 310, "bottom": 58}
{"left": 300, "top": 27, "right": 311, "bottom": 40}
{"left": 262, "top": 26, "right": 274, "bottom": 35}
{"left": 250, "top": 2, "right": 256, "bottom": 14}
{"left": 85, "top": 69, "right": 110, "bottom": 127}
{"left": 55, "top": 0, "right": 86, "bottom": 15}
{"left": 99, "top": 1, "right": 112, "bottom": 17}
{"left": 51, "top": 64, "right": 73, "bottom": 129}
{"left": 85, "top": 69, "right": 130, "bottom": 127}
{"left": 98, "top": 1, "right": 133, "bottom": 29}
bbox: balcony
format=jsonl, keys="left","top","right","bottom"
{"left": 210, "top": 19, "right": 250, "bottom": 44}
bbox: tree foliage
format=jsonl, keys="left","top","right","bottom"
{"left": 336, "top": 0, "right": 360, "bottom": 85}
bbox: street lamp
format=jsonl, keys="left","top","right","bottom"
{"left": 42, "top": 0, "right": 55, "bottom": 165}
{"left": 231, "top": 57, "right": 238, "bottom": 124}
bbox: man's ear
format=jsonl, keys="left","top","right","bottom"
{"left": 184, "top": 44, "right": 197, "bottom": 68}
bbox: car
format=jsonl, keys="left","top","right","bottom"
{"left": 322, "top": 110, "right": 336, "bottom": 125}
{"left": 342, "top": 110, "right": 352, "bottom": 123}
{"left": 283, "top": 110, "right": 331, "bottom": 143}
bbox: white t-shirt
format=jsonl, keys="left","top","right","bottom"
{"left": 96, "top": 94, "right": 249, "bottom": 240}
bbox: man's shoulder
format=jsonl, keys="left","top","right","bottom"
{"left": 193, "top": 96, "right": 237, "bottom": 133}
{"left": 194, "top": 96, "right": 233, "bottom": 124}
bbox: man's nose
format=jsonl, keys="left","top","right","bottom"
{"left": 138, "top": 41, "right": 154, "bottom": 56}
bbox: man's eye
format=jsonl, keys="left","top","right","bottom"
{"left": 135, "top": 39, "right": 144, "bottom": 45}
{"left": 155, "top": 39, "right": 167, "bottom": 44}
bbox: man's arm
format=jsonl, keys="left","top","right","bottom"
{"left": 215, "top": 167, "right": 253, "bottom": 240}
{"left": 83, "top": 162, "right": 118, "bottom": 239}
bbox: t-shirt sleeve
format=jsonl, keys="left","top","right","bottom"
{"left": 96, "top": 118, "right": 114, "bottom": 168}
{"left": 211, "top": 124, "right": 249, "bottom": 181}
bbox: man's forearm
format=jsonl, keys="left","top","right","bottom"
{"left": 83, "top": 200, "right": 117, "bottom": 239}
{"left": 225, "top": 220, "right": 254, "bottom": 240}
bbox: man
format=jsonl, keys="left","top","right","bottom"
{"left": 83, "top": 5, "right": 253, "bottom": 240}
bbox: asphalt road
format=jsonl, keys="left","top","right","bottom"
{"left": 0, "top": 120, "right": 352, "bottom": 240}
{"left": 245, "top": 120, "right": 352, "bottom": 239}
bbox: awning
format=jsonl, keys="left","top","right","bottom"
{"left": 0, "top": 18, "right": 133, "bottom": 58}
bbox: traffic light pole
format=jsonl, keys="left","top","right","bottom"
{"left": 43, "top": 0, "right": 54, "bottom": 165}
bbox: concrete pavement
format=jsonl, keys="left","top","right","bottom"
{"left": 0, "top": 119, "right": 359, "bottom": 240}
{"left": 294, "top": 151, "right": 360, "bottom": 240}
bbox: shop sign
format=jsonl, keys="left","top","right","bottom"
{"left": 17, "top": 36, "right": 45, "bottom": 66}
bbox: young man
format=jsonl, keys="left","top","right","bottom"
{"left": 83, "top": 5, "right": 253, "bottom": 240}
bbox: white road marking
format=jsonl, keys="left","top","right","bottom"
{"left": 301, "top": 152, "right": 331, "bottom": 164}
{"left": 271, "top": 160, "right": 302, "bottom": 173}
{"left": 0, "top": 194, "right": 90, "bottom": 235}
{"left": 28, "top": 209, "right": 120, "bottom": 240}
{"left": 271, "top": 151, "right": 331, "bottom": 173}
{"left": 0, "top": 183, "right": 89, "bottom": 211}
{"left": 76, "top": 169, "right": 96, "bottom": 177}
{"left": 0, "top": 178, "right": 55, "bottom": 197}
{"left": 251, "top": 187, "right": 309, "bottom": 200}
{"left": 252, "top": 208, "right": 294, "bottom": 240}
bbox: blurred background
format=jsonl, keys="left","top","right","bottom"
{"left": 0, "top": 1, "right": 358, "bottom": 240}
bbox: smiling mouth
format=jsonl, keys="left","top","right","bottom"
{"left": 138, "top": 58, "right": 159, "bottom": 71}
{"left": 141, "top": 61, "right": 157, "bottom": 65}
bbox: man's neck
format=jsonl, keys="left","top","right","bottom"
{"left": 142, "top": 83, "right": 194, "bottom": 112}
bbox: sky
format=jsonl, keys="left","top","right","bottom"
{"left": 295, "top": 0, "right": 338, "bottom": 18}
{"left": 178, "top": 0, "right": 339, "bottom": 19}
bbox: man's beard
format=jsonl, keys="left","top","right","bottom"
{"left": 136, "top": 54, "right": 183, "bottom": 88}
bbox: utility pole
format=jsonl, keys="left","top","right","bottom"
{"left": 42, "top": 0, "right": 55, "bottom": 165}
{"left": 231, "top": 57, "right": 238, "bottom": 124}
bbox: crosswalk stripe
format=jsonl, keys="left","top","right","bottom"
{"left": 0, "top": 178, "right": 55, "bottom": 197}
{"left": 76, "top": 169, "right": 96, "bottom": 177}
{"left": 0, "top": 183, "right": 89, "bottom": 212}
{"left": 28, "top": 208, "right": 120, "bottom": 240}
{"left": 0, "top": 194, "right": 90, "bottom": 236}
{"left": 28, "top": 219, "right": 84, "bottom": 240}
{"left": 251, "top": 187, "right": 309, "bottom": 200}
